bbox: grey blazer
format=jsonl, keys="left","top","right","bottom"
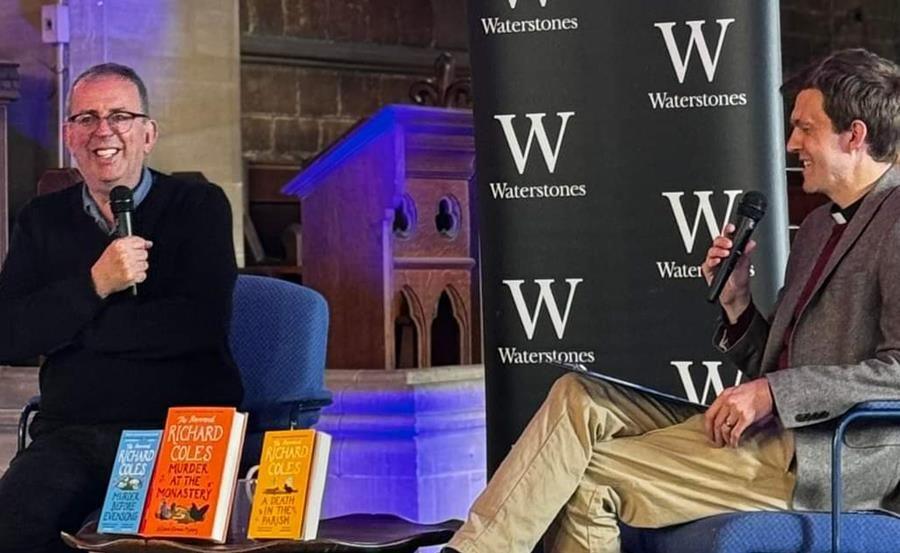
{"left": 718, "top": 164, "right": 900, "bottom": 513}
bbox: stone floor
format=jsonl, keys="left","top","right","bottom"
{"left": 0, "top": 366, "right": 39, "bottom": 473}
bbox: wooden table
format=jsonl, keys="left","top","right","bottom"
{"left": 63, "top": 514, "right": 461, "bottom": 553}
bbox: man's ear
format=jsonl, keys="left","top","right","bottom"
{"left": 846, "top": 119, "right": 869, "bottom": 153}
{"left": 63, "top": 123, "right": 75, "bottom": 152}
{"left": 143, "top": 119, "right": 159, "bottom": 154}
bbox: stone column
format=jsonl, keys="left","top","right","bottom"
{"left": 0, "top": 62, "right": 20, "bottom": 264}
{"left": 67, "top": 0, "right": 244, "bottom": 265}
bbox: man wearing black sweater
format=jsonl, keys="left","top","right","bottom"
{"left": 0, "top": 63, "right": 243, "bottom": 552}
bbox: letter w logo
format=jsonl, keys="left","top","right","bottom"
{"left": 503, "top": 279, "right": 582, "bottom": 340}
{"left": 494, "top": 112, "right": 575, "bottom": 174}
{"left": 654, "top": 19, "right": 735, "bottom": 83}
{"left": 671, "top": 361, "right": 744, "bottom": 404}
{"left": 508, "top": 0, "right": 549, "bottom": 8}
{"left": 661, "top": 190, "right": 741, "bottom": 254}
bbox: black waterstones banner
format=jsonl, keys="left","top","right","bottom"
{"left": 467, "top": 0, "right": 791, "bottom": 472}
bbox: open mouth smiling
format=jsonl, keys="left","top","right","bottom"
{"left": 92, "top": 147, "right": 121, "bottom": 159}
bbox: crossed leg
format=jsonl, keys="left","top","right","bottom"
{"left": 449, "top": 373, "right": 794, "bottom": 553}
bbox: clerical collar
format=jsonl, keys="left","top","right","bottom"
{"left": 830, "top": 196, "right": 864, "bottom": 225}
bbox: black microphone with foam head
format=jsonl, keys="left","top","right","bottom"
{"left": 706, "top": 190, "right": 767, "bottom": 304}
{"left": 109, "top": 185, "right": 137, "bottom": 296}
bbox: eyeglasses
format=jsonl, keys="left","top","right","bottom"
{"left": 66, "top": 110, "right": 149, "bottom": 133}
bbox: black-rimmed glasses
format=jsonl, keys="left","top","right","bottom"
{"left": 66, "top": 110, "right": 149, "bottom": 133}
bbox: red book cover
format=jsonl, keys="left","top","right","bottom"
{"left": 140, "top": 406, "right": 247, "bottom": 543}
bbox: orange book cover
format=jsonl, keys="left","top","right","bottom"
{"left": 247, "top": 429, "right": 331, "bottom": 540}
{"left": 140, "top": 406, "right": 247, "bottom": 543}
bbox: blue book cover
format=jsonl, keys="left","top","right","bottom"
{"left": 98, "top": 429, "right": 163, "bottom": 534}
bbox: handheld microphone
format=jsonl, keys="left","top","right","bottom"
{"left": 706, "top": 191, "right": 767, "bottom": 304}
{"left": 110, "top": 185, "right": 137, "bottom": 296}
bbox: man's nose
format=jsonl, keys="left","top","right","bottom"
{"left": 785, "top": 128, "right": 800, "bottom": 153}
{"left": 93, "top": 116, "right": 116, "bottom": 136}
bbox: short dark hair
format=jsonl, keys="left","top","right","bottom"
{"left": 782, "top": 48, "right": 900, "bottom": 162}
{"left": 68, "top": 63, "right": 150, "bottom": 115}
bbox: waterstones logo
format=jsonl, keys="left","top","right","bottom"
{"left": 495, "top": 112, "right": 574, "bottom": 174}
{"left": 656, "top": 190, "right": 745, "bottom": 280}
{"left": 504, "top": 278, "right": 581, "bottom": 340}
{"left": 648, "top": 91, "right": 747, "bottom": 110}
{"left": 481, "top": 0, "right": 578, "bottom": 36}
{"left": 490, "top": 111, "right": 585, "bottom": 201}
{"left": 671, "top": 360, "right": 744, "bottom": 404}
{"left": 656, "top": 19, "right": 734, "bottom": 84}
{"left": 498, "top": 278, "right": 596, "bottom": 365}
{"left": 664, "top": 190, "right": 740, "bottom": 254}
{"left": 648, "top": 19, "right": 748, "bottom": 111}
{"left": 498, "top": 347, "right": 596, "bottom": 365}
{"left": 489, "top": 182, "right": 586, "bottom": 200}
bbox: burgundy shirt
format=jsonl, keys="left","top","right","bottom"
{"left": 722, "top": 198, "right": 863, "bottom": 370}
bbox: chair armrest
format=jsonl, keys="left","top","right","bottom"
{"left": 288, "top": 396, "right": 333, "bottom": 429}
{"left": 831, "top": 400, "right": 900, "bottom": 553}
{"left": 18, "top": 395, "right": 41, "bottom": 454}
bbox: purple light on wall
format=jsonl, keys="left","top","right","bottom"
{"left": 315, "top": 377, "right": 486, "bottom": 523}
{"left": 1, "top": 11, "right": 52, "bottom": 147}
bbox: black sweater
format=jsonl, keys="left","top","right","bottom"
{"left": 0, "top": 171, "right": 243, "bottom": 425}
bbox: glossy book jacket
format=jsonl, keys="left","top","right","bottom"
{"left": 98, "top": 430, "right": 163, "bottom": 534}
{"left": 247, "top": 429, "right": 331, "bottom": 540}
{"left": 140, "top": 406, "right": 247, "bottom": 543}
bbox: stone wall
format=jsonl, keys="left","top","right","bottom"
{"left": 239, "top": 0, "right": 468, "bottom": 165}
{"left": 241, "top": 0, "right": 467, "bottom": 47}
{"left": 781, "top": 0, "right": 899, "bottom": 74}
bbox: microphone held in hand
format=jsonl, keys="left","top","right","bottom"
{"left": 109, "top": 185, "right": 137, "bottom": 296}
{"left": 706, "top": 191, "right": 768, "bottom": 304}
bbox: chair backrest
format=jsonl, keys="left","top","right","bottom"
{"left": 230, "top": 275, "right": 331, "bottom": 433}
{"left": 36, "top": 168, "right": 83, "bottom": 196}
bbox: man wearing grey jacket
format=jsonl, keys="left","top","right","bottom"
{"left": 446, "top": 48, "right": 900, "bottom": 553}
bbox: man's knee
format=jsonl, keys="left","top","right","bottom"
{"left": 0, "top": 483, "right": 69, "bottom": 553}
{"left": 0, "top": 445, "right": 99, "bottom": 553}
{"left": 548, "top": 372, "right": 594, "bottom": 409}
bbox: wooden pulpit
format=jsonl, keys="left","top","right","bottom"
{"left": 283, "top": 105, "right": 478, "bottom": 370}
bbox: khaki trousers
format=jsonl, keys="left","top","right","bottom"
{"left": 449, "top": 373, "right": 796, "bottom": 553}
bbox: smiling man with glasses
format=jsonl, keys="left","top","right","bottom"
{"left": 0, "top": 63, "right": 243, "bottom": 552}
{"left": 65, "top": 64, "right": 157, "bottom": 230}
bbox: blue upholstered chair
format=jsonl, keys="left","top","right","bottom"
{"left": 619, "top": 401, "right": 900, "bottom": 553}
{"left": 230, "top": 274, "right": 332, "bottom": 473}
{"left": 19, "top": 274, "right": 332, "bottom": 476}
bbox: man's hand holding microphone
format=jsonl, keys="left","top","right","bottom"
{"left": 91, "top": 236, "right": 152, "bottom": 299}
{"left": 90, "top": 185, "right": 150, "bottom": 299}
{"left": 700, "top": 191, "right": 775, "bottom": 449}
{"left": 702, "top": 222, "right": 757, "bottom": 324}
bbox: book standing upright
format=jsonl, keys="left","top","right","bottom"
{"left": 140, "top": 406, "right": 247, "bottom": 543}
{"left": 98, "top": 430, "right": 163, "bottom": 535}
{"left": 247, "top": 429, "right": 331, "bottom": 540}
